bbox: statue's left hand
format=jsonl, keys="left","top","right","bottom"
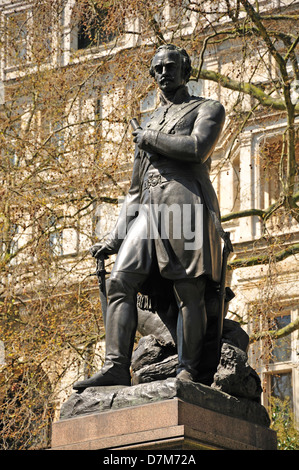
{"left": 90, "top": 243, "right": 111, "bottom": 259}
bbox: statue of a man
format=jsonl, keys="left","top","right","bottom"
{"left": 73, "top": 44, "right": 225, "bottom": 390}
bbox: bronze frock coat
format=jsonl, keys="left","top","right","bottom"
{"left": 104, "top": 86, "right": 225, "bottom": 284}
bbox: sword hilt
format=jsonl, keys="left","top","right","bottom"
{"left": 130, "top": 118, "right": 141, "bottom": 131}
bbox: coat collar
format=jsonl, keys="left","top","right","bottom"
{"left": 159, "top": 85, "right": 191, "bottom": 106}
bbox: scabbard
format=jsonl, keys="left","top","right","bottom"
{"left": 96, "top": 256, "right": 107, "bottom": 330}
{"left": 217, "top": 233, "right": 232, "bottom": 359}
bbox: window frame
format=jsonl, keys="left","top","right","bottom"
{"left": 248, "top": 304, "right": 299, "bottom": 420}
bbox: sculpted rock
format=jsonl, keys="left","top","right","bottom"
{"left": 137, "top": 294, "right": 177, "bottom": 347}
{"left": 212, "top": 342, "right": 262, "bottom": 402}
{"left": 131, "top": 334, "right": 175, "bottom": 371}
{"left": 131, "top": 355, "right": 178, "bottom": 385}
{"left": 222, "top": 319, "right": 249, "bottom": 353}
{"left": 131, "top": 334, "right": 177, "bottom": 385}
{"left": 132, "top": 319, "right": 263, "bottom": 403}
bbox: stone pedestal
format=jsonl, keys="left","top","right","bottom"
{"left": 51, "top": 379, "right": 277, "bottom": 451}
{"left": 51, "top": 398, "right": 276, "bottom": 450}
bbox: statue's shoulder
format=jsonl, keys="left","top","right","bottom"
{"left": 176, "top": 95, "right": 206, "bottom": 113}
{"left": 191, "top": 95, "right": 224, "bottom": 108}
{"left": 192, "top": 97, "right": 225, "bottom": 121}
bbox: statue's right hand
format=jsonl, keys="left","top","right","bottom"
{"left": 89, "top": 243, "right": 110, "bottom": 259}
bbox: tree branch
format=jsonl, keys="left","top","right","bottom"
{"left": 221, "top": 208, "right": 265, "bottom": 222}
{"left": 228, "top": 243, "right": 299, "bottom": 269}
{"left": 249, "top": 316, "right": 299, "bottom": 343}
{"left": 221, "top": 197, "right": 286, "bottom": 223}
{"left": 240, "top": 0, "right": 287, "bottom": 80}
{"left": 192, "top": 67, "right": 299, "bottom": 113}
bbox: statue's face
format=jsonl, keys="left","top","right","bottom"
{"left": 151, "top": 49, "right": 185, "bottom": 94}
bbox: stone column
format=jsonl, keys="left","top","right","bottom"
{"left": 239, "top": 132, "right": 257, "bottom": 241}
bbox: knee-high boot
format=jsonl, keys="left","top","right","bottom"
{"left": 174, "top": 277, "right": 207, "bottom": 381}
{"left": 73, "top": 272, "right": 145, "bottom": 390}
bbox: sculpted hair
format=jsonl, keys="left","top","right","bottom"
{"left": 149, "top": 44, "right": 192, "bottom": 82}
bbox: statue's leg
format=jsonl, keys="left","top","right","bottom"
{"left": 174, "top": 276, "right": 207, "bottom": 381}
{"left": 73, "top": 271, "right": 147, "bottom": 390}
{"left": 104, "top": 271, "right": 147, "bottom": 371}
{"left": 73, "top": 210, "right": 153, "bottom": 391}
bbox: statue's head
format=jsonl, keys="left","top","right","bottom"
{"left": 149, "top": 44, "right": 192, "bottom": 94}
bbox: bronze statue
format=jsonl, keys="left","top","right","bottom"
{"left": 73, "top": 44, "right": 227, "bottom": 391}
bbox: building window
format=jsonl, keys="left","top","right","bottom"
{"left": 5, "top": 10, "right": 28, "bottom": 67}
{"left": 7, "top": 141, "right": 19, "bottom": 167}
{"left": 49, "top": 230, "right": 63, "bottom": 257}
{"left": 4, "top": 6, "right": 54, "bottom": 68}
{"left": 259, "top": 138, "right": 282, "bottom": 209}
{"left": 48, "top": 215, "right": 63, "bottom": 257}
{"left": 40, "top": 113, "right": 65, "bottom": 161}
{"left": 1, "top": 138, "right": 20, "bottom": 168}
{"left": 167, "top": 0, "right": 191, "bottom": 25}
{"left": 9, "top": 224, "right": 19, "bottom": 258}
{"left": 270, "top": 313, "right": 292, "bottom": 364}
{"left": 77, "top": 18, "right": 113, "bottom": 50}
{"left": 71, "top": 5, "right": 117, "bottom": 51}
{"left": 259, "top": 136, "right": 299, "bottom": 231}
{"left": 270, "top": 372, "right": 293, "bottom": 409}
{"left": 50, "top": 121, "right": 65, "bottom": 158}
{"left": 255, "top": 307, "right": 298, "bottom": 422}
{"left": 30, "top": 4, "right": 53, "bottom": 62}
{"left": 0, "top": 223, "right": 19, "bottom": 266}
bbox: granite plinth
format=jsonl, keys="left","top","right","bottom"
{"left": 51, "top": 378, "right": 277, "bottom": 450}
